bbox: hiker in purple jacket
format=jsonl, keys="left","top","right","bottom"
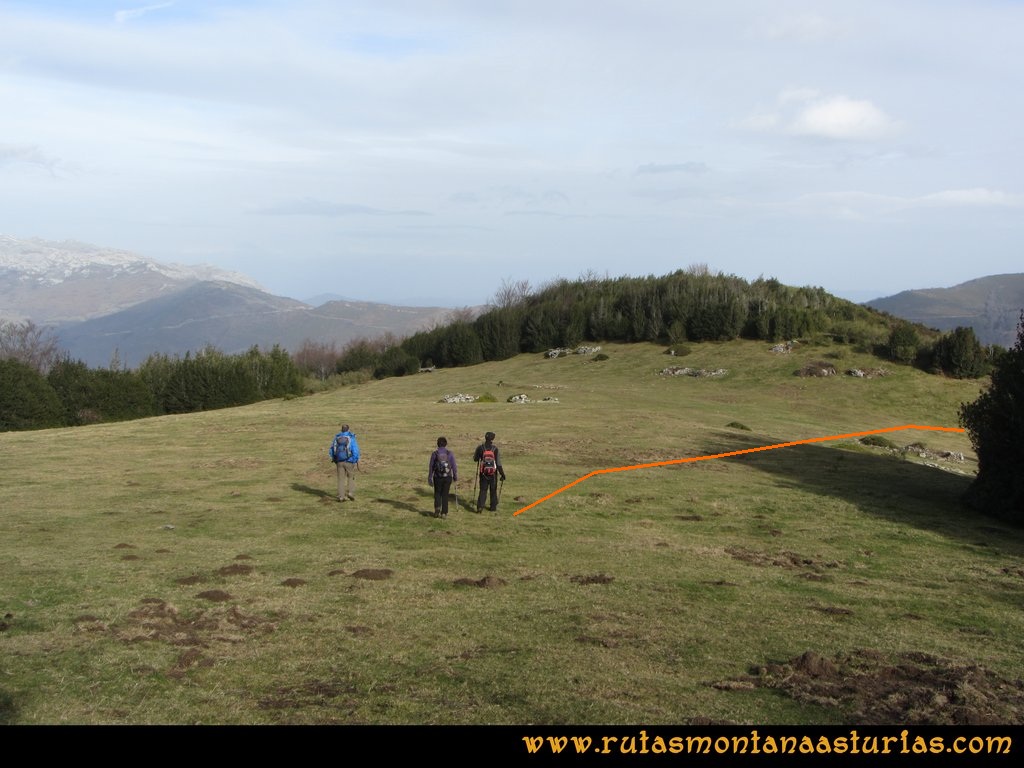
{"left": 428, "top": 436, "right": 458, "bottom": 518}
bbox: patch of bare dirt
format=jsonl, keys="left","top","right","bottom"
{"left": 812, "top": 605, "right": 854, "bottom": 616}
{"left": 346, "top": 625, "right": 372, "bottom": 636}
{"left": 675, "top": 514, "right": 704, "bottom": 521}
{"left": 710, "top": 649, "right": 1024, "bottom": 725}
{"left": 101, "top": 597, "right": 277, "bottom": 680}
{"left": 169, "top": 648, "right": 214, "bottom": 678}
{"left": 234, "top": 554, "right": 253, "bottom": 560}
{"left": 281, "top": 578, "right": 306, "bottom": 588}
{"left": 702, "top": 580, "right": 739, "bottom": 587}
{"left": 113, "top": 543, "right": 136, "bottom": 549}
{"left": 575, "top": 635, "right": 619, "bottom": 648}
{"left": 258, "top": 679, "right": 360, "bottom": 715}
{"left": 217, "top": 564, "right": 253, "bottom": 576}
{"left": 197, "top": 590, "right": 233, "bottom": 602}
{"left": 351, "top": 569, "right": 393, "bottom": 581}
{"left": 453, "top": 575, "right": 506, "bottom": 588}
{"left": 155, "top": 548, "right": 172, "bottom": 554}
{"left": 121, "top": 554, "right": 140, "bottom": 561}
{"left": 570, "top": 574, "right": 615, "bottom": 585}
{"left": 328, "top": 569, "right": 347, "bottom": 576}
{"left": 725, "top": 546, "right": 840, "bottom": 572}
{"left": 176, "top": 574, "right": 206, "bottom": 585}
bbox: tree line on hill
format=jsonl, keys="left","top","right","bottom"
{"left": 307, "top": 269, "right": 1000, "bottom": 381}
{"left": 1, "top": 325, "right": 302, "bottom": 431}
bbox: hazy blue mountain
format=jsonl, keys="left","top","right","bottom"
{"left": 56, "top": 281, "right": 453, "bottom": 368}
{"left": 866, "top": 274, "right": 1024, "bottom": 348}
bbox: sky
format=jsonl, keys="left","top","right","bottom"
{"left": 1, "top": 1, "right": 1021, "bottom": 307}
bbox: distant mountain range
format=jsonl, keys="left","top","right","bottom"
{"left": 0, "top": 235, "right": 455, "bottom": 367}
{"left": 866, "top": 274, "right": 1024, "bottom": 348}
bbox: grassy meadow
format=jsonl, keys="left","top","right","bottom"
{"left": 2, "top": 339, "right": 1023, "bottom": 725}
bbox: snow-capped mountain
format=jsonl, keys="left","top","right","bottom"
{"left": 0, "top": 235, "right": 262, "bottom": 323}
{"left": 0, "top": 234, "right": 454, "bottom": 367}
{"left": 0, "top": 235, "right": 260, "bottom": 289}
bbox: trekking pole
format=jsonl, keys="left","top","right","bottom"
{"left": 498, "top": 476, "right": 504, "bottom": 504}
{"left": 453, "top": 480, "right": 459, "bottom": 509}
{"left": 472, "top": 462, "right": 479, "bottom": 507}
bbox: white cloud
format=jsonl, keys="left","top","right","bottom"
{"left": 790, "top": 95, "right": 900, "bottom": 141}
{"left": 919, "top": 188, "right": 1023, "bottom": 207}
{"left": 745, "top": 90, "right": 901, "bottom": 142}
{"left": 0, "top": 143, "right": 61, "bottom": 174}
{"left": 114, "top": 3, "right": 174, "bottom": 25}
{"left": 796, "top": 187, "right": 1024, "bottom": 219}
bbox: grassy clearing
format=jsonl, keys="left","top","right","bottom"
{"left": 2, "top": 340, "right": 1022, "bottom": 725}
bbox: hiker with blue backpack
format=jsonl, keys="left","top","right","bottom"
{"left": 427, "top": 436, "right": 458, "bottom": 518}
{"left": 329, "top": 424, "right": 360, "bottom": 502}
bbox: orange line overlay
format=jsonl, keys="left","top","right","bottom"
{"left": 512, "top": 424, "right": 966, "bottom": 517}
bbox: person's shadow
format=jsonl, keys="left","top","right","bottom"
{"left": 291, "top": 483, "right": 332, "bottom": 499}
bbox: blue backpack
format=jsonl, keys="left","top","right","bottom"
{"left": 331, "top": 434, "right": 352, "bottom": 463}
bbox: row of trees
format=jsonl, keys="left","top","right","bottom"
{"left": 2, "top": 341, "right": 303, "bottom": 431}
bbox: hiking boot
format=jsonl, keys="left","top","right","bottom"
{"left": 338, "top": 496, "right": 346, "bottom": 502}
{"left": 476, "top": 507, "right": 483, "bottom": 513}
{"left": 347, "top": 494, "right": 356, "bottom": 501}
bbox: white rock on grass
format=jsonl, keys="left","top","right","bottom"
{"left": 439, "top": 393, "right": 477, "bottom": 403}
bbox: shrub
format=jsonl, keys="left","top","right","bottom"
{"left": 960, "top": 312, "right": 1024, "bottom": 524}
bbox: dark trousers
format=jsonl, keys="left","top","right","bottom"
{"left": 477, "top": 474, "right": 498, "bottom": 511}
{"left": 433, "top": 477, "right": 452, "bottom": 514}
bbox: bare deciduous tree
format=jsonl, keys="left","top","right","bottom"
{"left": 0, "top": 319, "right": 63, "bottom": 374}
{"left": 292, "top": 338, "right": 340, "bottom": 380}
{"left": 492, "top": 277, "right": 532, "bottom": 308}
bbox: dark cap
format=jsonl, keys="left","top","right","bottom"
{"left": 485, "top": 431, "right": 495, "bottom": 440}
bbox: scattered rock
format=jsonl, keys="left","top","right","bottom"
{"left": 796, "top": 361, "right": 836, "bottom": 377}
{"left": 439, "top": 393, "right": 477, "bottom": 403}
{"left": 660, "top": 367, "right": 727, "bottom": 377}
{"left": 770, "top": 341, "right": 798, "bottom": 354}
{"left": 176, "top": 574, "right": 206, "bottom": 586}
{"left": 846, "top": 367, "right": 889, "bottom": 379}
{"left": 546, "top": 346, "right": 602, "bottom": 358}
{"left": 506, "top": 393, "right": 559, "bottom": 404}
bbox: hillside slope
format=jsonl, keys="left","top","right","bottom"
{"left": 3, "top": 340, "right": 1021, "bottom": 726}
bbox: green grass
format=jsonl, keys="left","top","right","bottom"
{"left": 2, "top": 340, "right": 1021, "bottom": 725}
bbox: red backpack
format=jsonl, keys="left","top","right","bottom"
{"left": 480, "top": 447, "right": 497, "bottom": 477}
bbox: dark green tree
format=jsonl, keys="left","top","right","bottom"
{"left": 0, "top": 358, "right": 64, "bottom": 431}
{"left": 960, "top": 312, "right": 1024, "bottom": 524}
{"left": 933, "top": 326, "right": 988, "bottom": 378}
{"left": 887, "top": 323, "right": 921, "bottom": 365}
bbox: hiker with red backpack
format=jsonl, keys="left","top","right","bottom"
{"left": 427, "top": 436, "right": 458, "bottom": 518}
{"left": 329, "top": 424, "right": 360, "bottom": 502}
{"left": 473, "top": 431, "right": 506, "bottom": 513}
